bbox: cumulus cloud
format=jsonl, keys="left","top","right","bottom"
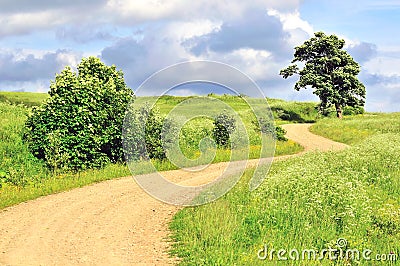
{"left": 96, "top": 7, "right": 313, "bottom": 98}
{"left": 347, "top": 42, "right": 378, "bottom": 63}
{"left": 56, "top": 25, "right": 115, "bottom": 43}
{"left": 0, "top": 1, "right": 109, "bottom": 38}
{"left": 186, "top": 10, "right": 290, "bottom": 59}
{"left": 0, "top": 0, "right": 106, "bottom": 14}
{"left": 0, "top": 49, "right": 81, "bottom": 91}
{"left": 0, "top": 0, "right": 301, "bottom": 39}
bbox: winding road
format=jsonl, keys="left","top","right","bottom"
{"left": 0, "top": 124, "right": 348, "bottom": 265}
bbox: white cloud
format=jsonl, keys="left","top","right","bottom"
{"left": 364, "top": 56, "right": 400, "bottom": 76}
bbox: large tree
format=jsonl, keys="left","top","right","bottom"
{"left": 280, "top": 32, "right": 366, "bottom": 118}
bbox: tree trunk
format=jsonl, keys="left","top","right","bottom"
{"left": 335, "top": 103, "right": 343, "bottom": 119}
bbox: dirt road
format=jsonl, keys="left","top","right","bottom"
{"left": 0, "top": 124, "right": 348, "bottom": 265}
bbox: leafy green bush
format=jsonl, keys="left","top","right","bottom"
{"left": 253, "top": 118, "right": 288, "bottom": 141}
{"left": 24, "top": 57, "right": 134, "bottom": 171}
{"left": 342, "top": 105, "right": 365, "bottom": 115}
{"left": 212, "top": 112, "right": 236, "bottom": 148}
{"left": 123, "top": 104, "right": 176, "bottom": 161}
{"left": 275, "top": 126, "right": 287, "bottom": 141}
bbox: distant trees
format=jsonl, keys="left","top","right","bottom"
{"left": 280, "top": 32, "right": 366, "bottom": 119}
{"left": 24, "top": 57, "right": 134, "bottom": 170}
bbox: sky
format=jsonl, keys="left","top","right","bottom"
{"left": 0, "top": 0, "right": 399, "bottom": 112}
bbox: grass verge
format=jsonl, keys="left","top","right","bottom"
{"left": 310, "top": 113, "right": 400, "bottom": 145}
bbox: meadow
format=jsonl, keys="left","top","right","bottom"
{"left": 0, "top": 91, "right": 48, "bottom": 107}
{"left": 170, "top": 113, "right": 400, "bottom": 265}
{"left": 310, "top": 113, "right": 400, "bottom": 144}
{"left": 0, "top": 92, "right": 314, "bottom": 209}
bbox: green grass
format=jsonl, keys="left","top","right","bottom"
{"left": 0, "top": 163, "right": 130, "bottom": 209}
{"left": 170, "top": 133, "right": 400, "bottom": 265}
{"left": 310, "top": 113, "right": 400, "bottom": 145}
{"left": 268, "top": 97, "right": 319, "bottom": 123}
{"left": 0, "top": 91, "right": 48, "bottom": 107}
{"left": 137, "top": 94, "right": 319, "bottom": 124}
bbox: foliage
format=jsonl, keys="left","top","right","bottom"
{"left": 343, "top": 105, "right": 365, "bottom": 116}
{"left": 253, "top": 117, "right": 288, "bottom": 141}
{"left": 24, "top": 57, "right": 134, "bottom": 171}
{"left": 212, "top": 111, "right": 236, "bottom": 148}
{"left": 280, "top": 32, "right": 366, "bottom": 118}
{"left": 0, "top": 95, "right": 304, "bottom": 209}
{"left": 44, "top": 130, "right": 69, "bottom": 175}
{"left": 123, "top": 104, "right": 176, "bottom": 161}
{"left": 275, "top": 126, "right": 287, "bottom": 141}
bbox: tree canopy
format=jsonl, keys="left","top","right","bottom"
{"left": 280, "top": 32, "right": 366, "bottom": 118}
{"left": 24, "top": 57, "right": 134, "bottom": 171}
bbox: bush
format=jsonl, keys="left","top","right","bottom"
{"left": 212, "top": 112, "right": 236, "bottom": 148}
{"left": 275, "top": 125, "right": 287, "bottom": 141}
{"left": 123, "top": 104, "right": 176, "bottom": 161}
{"left": 24, "top": 57, "right": 134, "bottom": 171}
{"left": 253, "top": 118, "right": 288, "bottom": 141}
{"left": 343, "top": 105, "right": 365, "bottom": 115}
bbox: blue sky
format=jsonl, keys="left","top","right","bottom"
{"left": 0, "top": 0, "right": 399, "bottom": 112}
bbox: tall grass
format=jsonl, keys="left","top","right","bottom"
{"left": 0, "top": 103, "right": 49, "bottom": 187}
{"left": 310, "top": 113, "right": 400, "bottom": 145}
{"left": 170, "top": 133, "right": 400, "bottom": 265}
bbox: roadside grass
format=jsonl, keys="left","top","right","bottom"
{"left": 310, "top": 113, "right": 400, "bottom": 145}
{"left": 0, "top": 164, "right": 130, "bottom": 209}
{"left": 170, "top": 133, "right": 400, "bottom": 265}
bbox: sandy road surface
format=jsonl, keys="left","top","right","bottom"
{"left": 0, "top": 124, "right": 348, "bottom": 265}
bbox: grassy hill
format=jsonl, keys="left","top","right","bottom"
{"left": 0, "top": 91, "right": 48, "bottom": 107}
{"left": 135, "top": 94, "right": 320, "bottom": 123}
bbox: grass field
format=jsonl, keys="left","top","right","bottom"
{"left": 170, "top": 113, "right": 400, "bottom": 265}
{"left": 136, "top": 94, "right": 319, "bottom": 124}
{"left": 0, "top": 91, "right": 48, "bottom": 107}
{"left": 310, "top": 113, "right": 400, "bottom": 144}
{"left": 0, "top": 93, "right": 310, "bottom": 209}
